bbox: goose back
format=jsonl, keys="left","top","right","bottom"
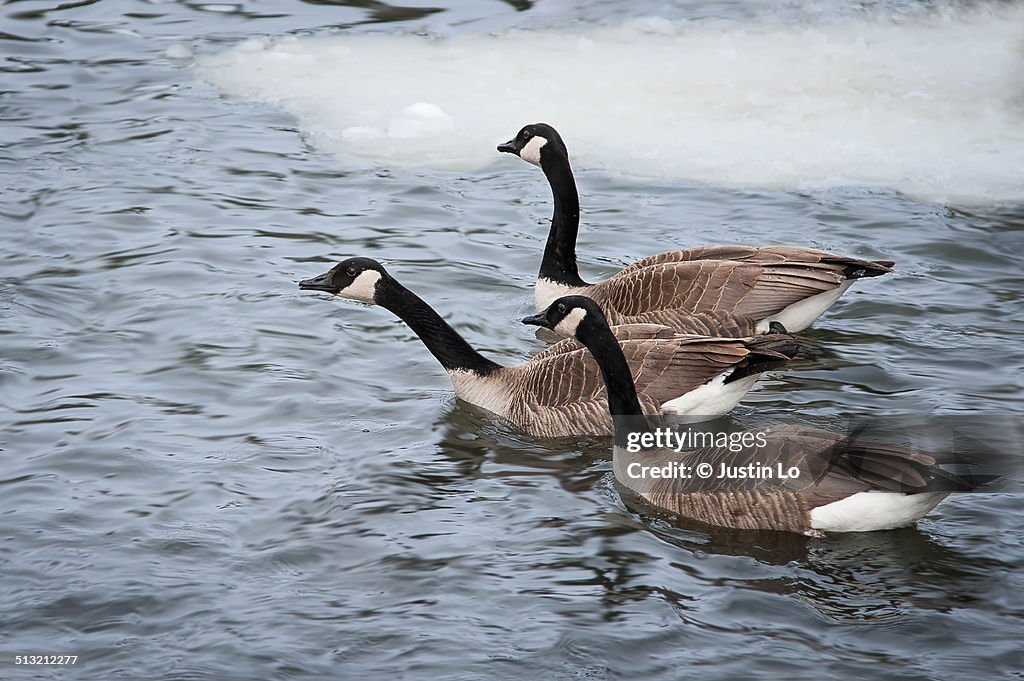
{"left": 618, "top": 245, "right": 893, "bottom": 279}
{"left": 587, "top": 259, "right": 846, "bottom": 327}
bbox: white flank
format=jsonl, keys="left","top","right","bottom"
{"left": 519, "top": 135, "right": 548, "bottom": 166}
{"left": 758, "top": 280, "right": 853, "bottom": 333}
{"left": 446, "top": 369, "right": 513, "bottom": 416}
{"left": 553, "top": 307, "right": 588, "bottom": 338}
{"left": 339, "top": 269, "right": 382, "bottom": 304}
{"left": 661, "top": 371, "right": 758, "bottom": 421}
{"left": 534, "top": 277, "right": 580, "bottom": 313}
{"left": 810, "top": 491, "right": 950, "bottom": 532}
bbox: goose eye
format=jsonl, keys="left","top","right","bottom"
{"left": 556, "top": 303, "right": 566, "bottom": 314}
{"left": 522, "top": 130, "right": 532, "bottom": 141}
{"left": 346, "top": 267, "right": 358, "bottom": 277}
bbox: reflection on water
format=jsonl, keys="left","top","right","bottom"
{"left": 1, "top": 0, "right": 1022, "bottom": 679}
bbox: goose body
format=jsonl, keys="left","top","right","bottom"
{"left": 499, "top": 124, "right": 893, "bottom": 336}
{"left": 615, "top": 425, "right": 954, "bottom": 535}
{"left": 523, "top": 295, "right": 987, "bottom": 535}
{"left": 299, "top": 258, "right": 797, "bottom": 438}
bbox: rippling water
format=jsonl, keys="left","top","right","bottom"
{"left": 2, "top": 1, "right": 1023, "bottom": 679}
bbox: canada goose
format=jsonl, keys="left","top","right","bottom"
{"left": 298, "top": 258, "right": 798, "bottom": 438}
{"left": 498, "top": 123, "right": 894, "bottom": 336}
{"left": 523, "top": 296, "right": 987, "bottom": 535}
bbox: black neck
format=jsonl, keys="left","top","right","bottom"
{"left": 538, "top": 153, "right": 588, "bottom": 287}
{"left": 375, "top": 281, "right": 502, "bottom": 376}
{"left": 577, "top": 321, "right": 651, "bottom": 447}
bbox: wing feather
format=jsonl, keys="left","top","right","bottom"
{"left": 619, "top": 245, "right": 893, "bottom": 278}
{"left": 590, "top": 260, "right": 846, "bottom": 324}
{"left": 501, "top": 334, "right": 792, "bottom": 436}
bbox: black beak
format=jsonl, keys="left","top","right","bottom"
{"left": 298, "top": 270, "right": 339, "bottom": 293}
{"left": 521, "top": 312, "right": 550, "bottom": 328}
{"left": 497, "top": 139, "right": 517, "bottom": 155}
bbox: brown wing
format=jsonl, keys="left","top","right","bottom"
{"left": 589, "top": 260, "right": 845, "bottom": 323}
{"left": 618, "top": 245, "right": 894, "bottom": 279}
{"left": 608, "top": 318, "right": 770, "bottom": 341}
{"left": 623, "top": 336, "right": 784, "bottom": 407}
{"left": 525, "top": 323, "right": 677, "bottom": 366}
{"left": 628, "top": 311, "right": 763, "bottom": 337}
{"left": 606, "top": 316, "right": 763, "bottom": 339}
{"left": 511, "top": 335, "right": 784, "bottom": 409}
{"left": 605, "top": 323, "right": 678, "bottom": 341}
{"left": 634, "top": 425, "right": 942, "bottom": 494}
{"left": 502, "top": 334, "right": 790, "bottom": 437}
{"left": 502, "top": 338, "right": 658, "bottom": 436}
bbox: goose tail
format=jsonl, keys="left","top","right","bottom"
{"left": 843, "top": 259, "right": 895, "bottom": 279}
{"left": 724, "top": 334, "right": 800, "bottom": 384}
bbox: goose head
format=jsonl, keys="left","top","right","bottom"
{"left": 298, "top": 257, "right": 388, "bottom": 304}
{"left": 521, "top": 295, "right": 607, "bottom": 341}
{"left": 497, "top": 122, "right": 568, "bottom": 168}
{"left": 524, "top": 295, "right": 647, "bottom": 424}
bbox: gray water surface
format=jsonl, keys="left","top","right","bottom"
{"left": 2, "top": 1, "right": 1023, "bottom": 679}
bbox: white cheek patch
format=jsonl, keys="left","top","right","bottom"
{"left": 553, "top": 307, "right": 587, "bottom": 337}
{"left": 520, "top": 136, "right": 548, "bottom": 166}
{"left": 339, "top": 269, "right": 382, "bottom": 303}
